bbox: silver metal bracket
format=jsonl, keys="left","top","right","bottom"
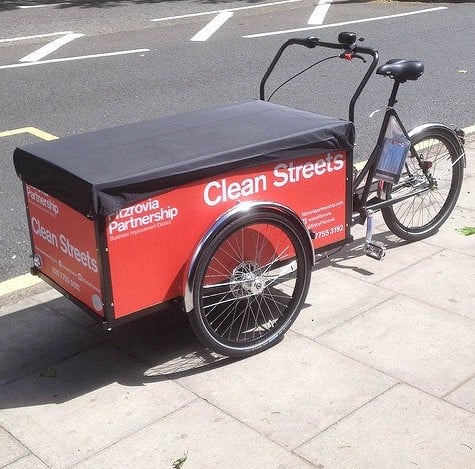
{"left": 364, "top": 209, "right": 386, "bottom": 260}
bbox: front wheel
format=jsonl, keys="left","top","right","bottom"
{"left": 381, "top": 127, "right": 464, "bottom": 241}
{"left": 189, "top": 211, "right": 312, "bottom": 357}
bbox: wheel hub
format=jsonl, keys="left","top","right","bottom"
{"left": 230, "top": 261, "right": 265, "bottom": 297}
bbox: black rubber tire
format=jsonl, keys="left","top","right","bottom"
{"left": 189, "top": 211, "right": 311, "bottom": 357}
{"left": 381, "top": 128, "right": 464, "bottom": 242}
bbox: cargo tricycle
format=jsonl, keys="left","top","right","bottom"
{"left": 14, "top": 32, "right": 465, "bottom": 357}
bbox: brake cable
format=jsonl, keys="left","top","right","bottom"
{"left": 267, "top": 55, "right": 339, "bottom": 102}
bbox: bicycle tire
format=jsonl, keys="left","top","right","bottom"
{"left": 189, "top": 211, "right": 311, "bottom": 357}
{"left": 381, "top": 126, "right": 464, "bottom": 242}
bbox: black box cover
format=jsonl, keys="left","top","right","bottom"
{"left": 14, "top": 100, "right": 354, "bottom": 218}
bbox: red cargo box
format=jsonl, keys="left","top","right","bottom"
{"left": 14, "top": 100, "right": 354, "bottom": 329}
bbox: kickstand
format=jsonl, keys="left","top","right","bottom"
{"left": 364, "top": 210, "right": 386, "bottom": 260}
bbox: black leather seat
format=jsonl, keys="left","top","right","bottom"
{"left": 376, "top": 59, "right": 424, "bottom": 82}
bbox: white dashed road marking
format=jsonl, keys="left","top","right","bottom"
{"left": 243, "top": 7, "right": 448, "bottom": 38}
{"left": 0, "top": 49, "right": 150, "bottom": 70}
{"left": 18, "top": 3, "right": 67, "bottom": 8}
{"left": 308, "top": 0, "right": 333, "bottom": 25}
{"left": 0, "top": 31, "right": 74, "bottom": 43}
{"left": 151, "top": 0, "right": 303, "bottom": 41}
{"left": 151, "top": 0, "right": 302, "bottom": 22}
{"left": 20, "top": 32, "right": 84, "bottom": 63}
{"left": 190, "top": 11, "right": 234, "bottom": 42}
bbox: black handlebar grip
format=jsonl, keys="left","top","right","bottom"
{"left": 289, "top": 37, "right": 319, "bottom": 48}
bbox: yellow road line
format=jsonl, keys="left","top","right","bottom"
{"left": 0, "top": 126, "right": 58, "bottom": 298}
{"left": 0, "top": 274, "right": 43, "bottom": 298}
{"left": 463, "top": 124, "right": 475, "bottom": 135}
{"left": 0, "top": 127, "right": 58, "bottom": 141}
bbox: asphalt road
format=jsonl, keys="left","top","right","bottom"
{"left": 1, "top": 0, "right": 474, "bottom": 282}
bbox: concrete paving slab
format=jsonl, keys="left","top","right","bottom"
{"left": 178, "top": 332, "right": 396, "bottom": 450}
{"left": 3, "top": 454, "right": 49, "bottom": 469}
{"left": 292, "top": 267, "right": 395, "bottom": 339}
{"left": 0, "top": 427, "right": 28, "bottom": 467}
{"left": 73, "top": 399, "right": 315, "bottom": 469}
{"left": 422, "top": 207, "right": 475, "bottom": 256}
{"left": 455, "top": 177, "right": 474, "bottom": 211}
{"left": 452, "top": 135, "right": 474, "bottom": 209}
{"left": 296, "top": 384, "right": 475, "bottom": 469}
{"left": 318, "top": 295, "right": 475, "bottom": 397}
{"left": 45, "top": 294, "right": 98, "bottom": 328}
{"left": 322, "top": 221, "right": 442, "bottom": 285}
{"left": 0, "top": 289, "right": 57, "bottom": 317}
{"left": 98, "top": 305, "right": 221, "bottom": 367}
{"left": 0, "top": 297, "right": 102, "bottom": 385}
{"left": 377, "top": 249, "right": 475, "bottom": 320}
{"left": 0, "top": 343, "right": 196, "bottom": 469}
{"left": 446, "top": 377, "right": 475, "bottom": 414}
{"left": 90, "top": 304, "right": 234, "bottom": 381}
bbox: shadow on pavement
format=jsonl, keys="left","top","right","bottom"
{"left": 0, "top": 229, "right": 404, "bottom": 410}
{"left": 0, "top": 297, "right": 234, "bottom": 409}
{"left": 313, "top": 230, "right": 409, "bottom": 275}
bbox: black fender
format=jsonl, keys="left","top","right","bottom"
{"left": 408, "top": 123, "right": 466, "bottom": 168}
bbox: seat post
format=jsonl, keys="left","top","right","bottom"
{"left": 388, "top": 80, "right": 401, "bottom": 107}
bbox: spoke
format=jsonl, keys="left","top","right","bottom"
{"left": 204, "top": 292, "right": 236, "bottom": 320}
{"left": 220, "top": 299, "right": 250, "bottom": 340}
{"left": 256, "top": 291, "right": 279, "bottom": 325}
{"left": 259, "top": 246, "right": 291, "bottom": 274}
{"left": 394, "top": 197, "right": 415, "bottom": 225}
{"left": 203, "top": 277, "right": 258, "bottom": 291}
{"left": 212, "top": 299, "right": 241, "bottom": 335}
{"left": 260, "top": 290, "right": 286, "bottom": 320}
{"left": 432, "top": 156, "right": 460, "bottom": 181}
{"left": 262, "top": 260, "right": 297, "bottom": 287}
{"left": 247, "top": 296, "right": 268, "bottom": 338}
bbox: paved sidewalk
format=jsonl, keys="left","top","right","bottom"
{"left": 1, "top": 136, "right": 474, "bottom": 469}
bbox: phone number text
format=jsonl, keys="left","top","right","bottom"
{"left": 313, "top": 224, "right": 345, "bottom": 239}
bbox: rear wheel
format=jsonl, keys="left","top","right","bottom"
{"left": 189, "top": 211, "right": 311, "bottom": 357}
{"left": 381, "top": 128, "right": 464, "bottom": 241}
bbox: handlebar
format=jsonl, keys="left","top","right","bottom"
{"left": 259, "top": 32, "right": 379, "bottom": 123}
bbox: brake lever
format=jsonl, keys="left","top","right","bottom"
{"left": 353, "top": 54, "right": 367, "bottom": 63}
{"left": 340, "top": 52, "right": 367, "bottom": 63}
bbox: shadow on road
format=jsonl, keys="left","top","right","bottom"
{"left": 1, "top": 0, "right": 474, "bottom": 11}
{"left": 1, "top": 0, "right": 275, "bottom": 12}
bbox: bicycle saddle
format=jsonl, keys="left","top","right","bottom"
{"left": 376, "top": 59, "right": 424, "bottom": 82}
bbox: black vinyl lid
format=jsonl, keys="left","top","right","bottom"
{"left": 14, "top": 100, "right": 354, "bottom": 218}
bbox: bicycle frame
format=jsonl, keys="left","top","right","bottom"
{"left": 259, "top": 34, "right": 436, "bottom": 227}
{"left": 352, "top": 85, "right": 429, "bottom": 225}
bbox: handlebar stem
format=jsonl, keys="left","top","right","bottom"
{"left": 348, "top": 46, "right": 379, "bottom": 123}
{"left": 259, "top": 35, "right": 379, "bottom": 124}
{"left": 259, "top": 38, "right": 318, "bottom": 101}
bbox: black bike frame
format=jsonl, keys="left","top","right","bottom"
{"left": 259, "top": 35, "right": 434, "bottom": 227}
{"left": 352, "top": 80, "right": 431, "bottom": 224}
